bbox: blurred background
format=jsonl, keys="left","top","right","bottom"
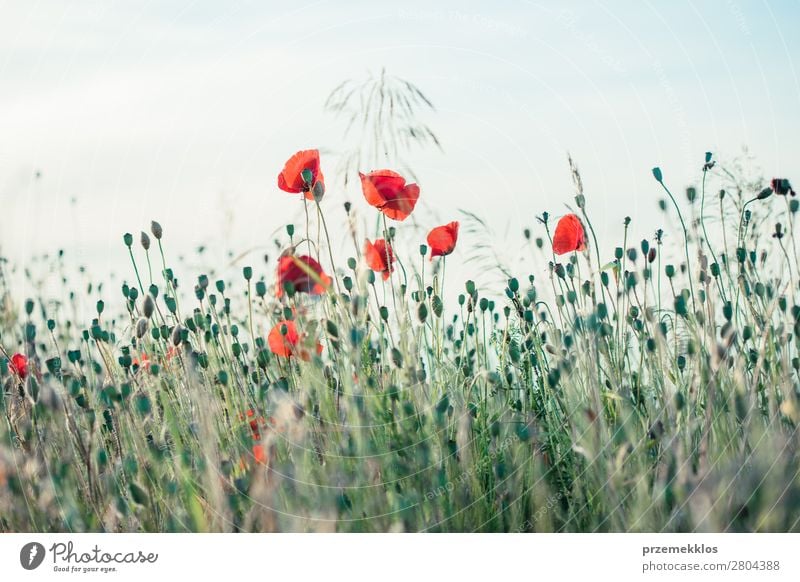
{"left": 1, "top": 0, "right": 798, "bottom": 308}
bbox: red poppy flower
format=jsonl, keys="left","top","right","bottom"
{"left": 360, "top": 170, "right": 420, "bottom": 221}
{"left": 277, "top": 149, "right": 324, "bottom": 200}
{"left": 427, "top": 221, "right": 459, "bottom": 260}
{"left": 364, "top": 238, "right": 395, "bottom": 280}
{"left": 267, "top": 320, "right": 322, "bottom": 360}
{"left": 243, "top": 409, "right": 265, "bottom": 440}
{"left": 276, "top": 254, "right": 331, "bottom": 297}
{"left": 252, "top": 444, "right": 268, "bottom": 465}
{"left": 132, "top": 353, "right": 151, "bottom": 371}
{"left": 552, "top": 213, "right": 587, "bottom": 255}
{"left": 9, "top": 353, "right": 28, "bottom": 379}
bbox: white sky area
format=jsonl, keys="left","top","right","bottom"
{"left": 1, "top": 0, "right": 799, "bottom": 308}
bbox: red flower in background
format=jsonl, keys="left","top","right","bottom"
{"left": 427, "top": 221, "right": 459, "bottom": 260}
{"left": 276, "top": 254, "right": 331, "bottom": 297}
{"left": 252, "top": 444, "right": 268, "bottom": 465}
{"left": 9, "top": 353, "right": 28, "bottom": 379}
{"left": 360, "top": 170, "right": 420, "bottom": 221}
{"left": 278, "top": 149, "right": 324, "bottom": 200}
{"left": 132, "top": 353, "right": 151, "bottom": 371}
{"left": 552, "top": 214, "right": 587, "bottom": 255}
{"left": 364, "top": 238, "right": 395, "bottom": 280}
{"left": 243, "top": 409, "right": 265, "bottom": 440}
{"left": 267, "top": 320, "right": 322, "bottom": 360}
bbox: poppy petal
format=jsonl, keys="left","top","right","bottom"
{"left": 278, "top": 149, "right": 322, "bottom": 195}
{"left": 427, "top": 221, "right": 459, "bottom": 259}
{"left": 552, "top": 214, "right": 586, "bottom": 255}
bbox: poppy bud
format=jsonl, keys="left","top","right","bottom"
{"left": 124, "top": 233, "right": 134, "bottom": 247}
{"left": 652, "top": 167, "right": 663, "bottom": 182}
{"left": 757, "top": 187, "right": 773, "bottom": 200}
{"left": 344, "top": 201, "right": 351, "bottom": 214}
{"left": 141, "top": 231, "right": 151, "bottom": 250}
{"left": 136, "top": 318, "right": 149, "bottom": 339}
{"left": 575, "top": 194, "right": 585, "bottom": 209}
{"left": 151, "top": 221, "right": 163, "bottom": 240}
{"left": 648, "top": 248, "right": 657, "bottom": 263}
{"left": 143, "top": 295, "right": 155, "bottom": 319}
{"left": 96, "top": 300, "right": 104, "bottom": 315}
{"left": 312, "top": 181, "right": 325, "bottom": 201}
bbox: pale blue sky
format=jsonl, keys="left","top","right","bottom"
{"left": 1, "top": 0, "right": 799, "bottom": 298}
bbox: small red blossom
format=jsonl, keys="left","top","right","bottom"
{"left": 276, "top": 254, "right": 332, "bottom": 297}
{"left": 426, "top": 221, "right": 459, "bottom": 260}
{"left": 277, "top": 149, "right": 324, "bottom": 200}
{"left": 267, "top": 320, "right": 322, "bottom": 360}
{"left": 552, "top": 213, "right": 587, "bottom": 255}
{"left": 364, "top": 238, "right": 395, "bottom": 280}
{"left": 360, "top": 170, "right": 420, "bottom": 221}
{"left": 9, "top": 353, "right": 28, "bottom": 379}
{"left": 252, "top": 444, "right": 268, "bottom": 465}
{"left": 132, "top": 353, "right": 151, "bottom": 371}
{"left": 242, "top": 409, "right": 266, "bottom": 441}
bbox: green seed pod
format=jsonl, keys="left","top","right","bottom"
{"left": 123, "top": 233, "right": 134, "bottom": 247}
{"left": 243, "top": 266, "right": 253, "bottom": 280}
{"left": 432, "top": 295, "right": 443, "bottom": 318}
{"left": 418, "top": 302, "right": 428, "bottom": 322}
{"left": 143, "top": 295, "right": 155, "bottom": 319}
{"left": 652, "top": 167, "right": 663, "bottom": 182}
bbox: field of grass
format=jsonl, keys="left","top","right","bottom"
{"left": 1, "top": 151, "right": 800, "bottom": 533}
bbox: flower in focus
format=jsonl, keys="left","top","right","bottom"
{"left": 9, "top": 353, "right": 28, "bottom": 379}
{"left": 267, "top": 320, "right": 322, "bottom": 360}
{"left": 364, "top": 238, "right": 395, "bottom": 280}
{"left": 552, "top": 213, "right": 587, "bottom": 255}
{"left": 276, "top": 254, "right": 332, "bottom": 297}
{"left": 771, "top": 178, "right": 796, "bottom": 197}
{"left": 360, "top": 170, "right": 420, "bottom": 221}
{"left": 278, "top": 149, "right": 325, "bottom": 200}
{"left": 426, "top": 221, "right": 459, "bottom": 260}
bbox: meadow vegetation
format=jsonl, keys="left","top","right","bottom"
{"left": 1, "top": 148, "right": 799, "bottom": 533}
